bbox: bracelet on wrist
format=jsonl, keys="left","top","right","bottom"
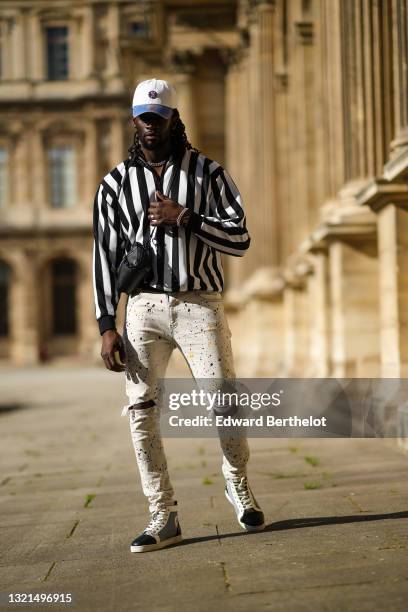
{"left": 176, "top": 207, "right": 190, "bottom": 227}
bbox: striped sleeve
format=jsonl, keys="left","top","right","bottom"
{"left": 188, "top": 165, "right": 251, "bottom": 257}
{"left": 92, "top": 166, "right": 125, "bottom": 335}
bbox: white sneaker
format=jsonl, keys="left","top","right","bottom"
{"left": 130, "top": 502, "right": 182, "bottom": 553}
{"left": 225, "top": 476, "right": 265, "bottom": 532}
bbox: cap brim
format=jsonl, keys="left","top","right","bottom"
{"left": 132, "top": 104, "right": 173, "bottom": 119}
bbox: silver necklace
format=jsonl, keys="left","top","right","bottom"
{"left": 146, "top": 159, "right": 168, "bottom": 167}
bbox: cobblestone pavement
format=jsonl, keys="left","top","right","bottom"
{"left": 1, "top": 365, "right": 408, "bottom": 611}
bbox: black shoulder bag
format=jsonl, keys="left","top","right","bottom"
{"left": 116, "top": 159, "right": 178, "bottom": 296}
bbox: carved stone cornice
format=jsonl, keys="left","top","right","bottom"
{"left": 298, "top": 203, "right": 376, "bottom": 255}
{"left": 219, "top": 46, "right": 245, "bottom": 69}
{"left": 282, "top": 272, "right": 306, "bottom": 291}
{"left": 225, "top": 266, "right": 285, "bottom": 308}
{"left": 283, "top": 254, "right": 314, "bottom": 289}
{"left": 6, "top": 119, "right": 25, "bottom": 136}
{"left": 355, "top": 178, "right": 408, "bottom": 213}
{"left": 311, "top": 208, "right": 377, "bottom": 244}
{"left": 299, "top": 236, "right": 328, "bottom": 254}
{"left": 250, "top": 0, "right": 277, "bottom": 8}
{"left": 383, "top": 145, "right": 408, "bottom": 181}
{"left": 243, "top": 269, "right": 285, "bottom": 301}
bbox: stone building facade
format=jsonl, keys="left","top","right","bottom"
{"left": 0, "top": 0, "right": 236, "bottom": 364}
{"left": 1, "top": 0, "right": 407, "bottom": 383}
{"left": 226, "top": 0, "right": 408, "bottom": 382}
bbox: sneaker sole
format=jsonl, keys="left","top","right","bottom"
{"left": 225, "top": 489, "right": 265, "bottom": 532}
{"left": 130, "top": 533, "right": 182, "bottom": 553}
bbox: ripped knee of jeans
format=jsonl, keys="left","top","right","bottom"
{"left": 121, "top": 399, "right": 156, "bottom": 417}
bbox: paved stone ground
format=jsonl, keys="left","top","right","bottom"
{"left": 1, "top": 364, "right": 408, "bottom": 612}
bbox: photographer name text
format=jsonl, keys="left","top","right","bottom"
{"left": 167, "top": 415, "right": 327, "bottom": 428}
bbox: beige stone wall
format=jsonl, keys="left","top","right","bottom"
{"left": 1, "top": 0, "right": 408, "bottom": 386}
{"left": 0, "top": 0, "right": 238, "bottom": 365}
{"left": 225, "top": 0, "right": 408, "bottom": 382}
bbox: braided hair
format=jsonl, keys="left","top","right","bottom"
{"left": 128, "top": 108, "right": 199, "bottom": 162}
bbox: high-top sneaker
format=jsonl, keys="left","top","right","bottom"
{"left": 225, "top": 476, "right": 265, "bottom": 532}
{"left": 130, "top": 502, "right": 182, "bottom": 553}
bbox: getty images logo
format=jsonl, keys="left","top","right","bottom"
{"left": 168, "top": 389, "right": 284, "bottom": 411}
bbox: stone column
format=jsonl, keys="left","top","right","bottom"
{"left": 10, "top": 252, "right": 40, "bottom": 365}
{"left": 283, "top": 280, "right": 310, "bottom": 376}
{"left": 377, "top": 204, "right": 408, "bottom": 377}
{"left": 390, "top": 0, "right": 408, "bottom": 150}
{"left": 29, "top": 12, "right": 43, "bottom": 81}
{"left": 254, "top": 0, "right": 278, "bottom": 267}
{"left": 339, "top": 0, "right": 364, "bottom": 181}
{"left": 235, "top": 1, "right": 278, "bottom": 282}
{"left": 237, "top": 48, "right": 254, "bottom": 281}
{"left": 307, "top": 250, "right": 330, "bottom": 377}
{"left": 228, "top": 267, "right": 286, "bottom": 376}
{"left": 255, "top": 294, "right": 285, "bottom": 376}
{"left": 109, "top": 117, "right": 125, "bottom": 170}
{"left": 85, "top": 120, "right": 98, "bottom": 205}
{"left": 320, "top": 0, "right": 345, "bottom": 195}
{"left": 224, "top": 49, "right": 249, "bottom": 289}
{"left": 339, "top": 0, "right": 389, "bottom": 182}
{"left": 251, "top": 286, "right": 285, "bottom": 377}
{"left": 357, "top": 183, "right": 408, "bottom": 377}
{"left": 171, "top": 52, "right": 199, "bottom": 148}
{"left": 81, "top": 5, "right": 95, "bottom": 79}
{"left": 7, "top": 254, "right": 23, "bottom": 364}
{"left": 31, "top": 127, "right": 45, "bottom": 209}
{"left": 0, "top": 20, "right": 10, "bottom": 80}
{"left": 77, "top": 251, "right": 97, "bottom": 358}
{"left": 225, "top": 52, "right": 239, "bottom": 184}
{"left": 10, "top": 11, "right": 26, "bottom": 80}
{"left": 105, "top": 3, "right": 120, "bottom": 78}
{"left": 289, "top": 19, "right": 316, "bottom": 244}
{"left": 383, "top": 0, "right": 408, "bottom": 180}
{"left": 13, "top": 125, "right": 29, "bottom": 206}
{"left": 361, "top": 0, "right": 390, "bottom": 177}
{"left": 274, "top": 73, "right": 290, "bottom": 259}
{"left": 270, "top": 0, "right": 288, "bottom": 260}
{"left": 247, "top": 8, "right": 261, "bottom": 267}
{"left": 329, "top": 238, "right": 380, "bottom": 377}
{"left": 232, "top": 292, "right": 284, "bottom": 377}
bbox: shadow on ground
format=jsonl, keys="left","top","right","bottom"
{"left": 0, "top": 402, "right": 28, "bottom": 415}
{"left": 177, "top": 510, "right": 408, "bottom": 548}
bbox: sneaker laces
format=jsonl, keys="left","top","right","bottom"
{"left": 230, "top": 476, "right": 255, "bottom": 511}
{"left": 145, "top": 508, "right": 170, "bottom": 535}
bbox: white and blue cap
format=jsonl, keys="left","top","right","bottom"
{"left": 132, "top": 78, "right": 177, "bottom": 119}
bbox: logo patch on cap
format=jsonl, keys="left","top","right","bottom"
{"left": 148, "top": 90, "right": 158, "bottom": 99}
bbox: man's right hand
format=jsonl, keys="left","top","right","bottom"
{"left": 101, "top": 329, "right": 126, "bottom": 372}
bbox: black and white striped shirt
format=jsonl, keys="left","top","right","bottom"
{"left": 92, "top": 149, "right": 251, "bottom": 334}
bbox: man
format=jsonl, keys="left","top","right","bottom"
{"left": 93, "top": 78, "right": 265, "bottom": 553}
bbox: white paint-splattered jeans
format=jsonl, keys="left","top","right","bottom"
{"left": 122, "top": 289, "right": 250, "bottom": 514}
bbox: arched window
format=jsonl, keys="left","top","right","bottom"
{"left": 0, "top": 260, "right": 10, "bottom": 337}
{"left": 51, "top": 259, "right": 77, "bottom": 335}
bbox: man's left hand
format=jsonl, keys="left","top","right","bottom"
{"left": 148, "top": 191, "right": 183, "bottom": 226}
